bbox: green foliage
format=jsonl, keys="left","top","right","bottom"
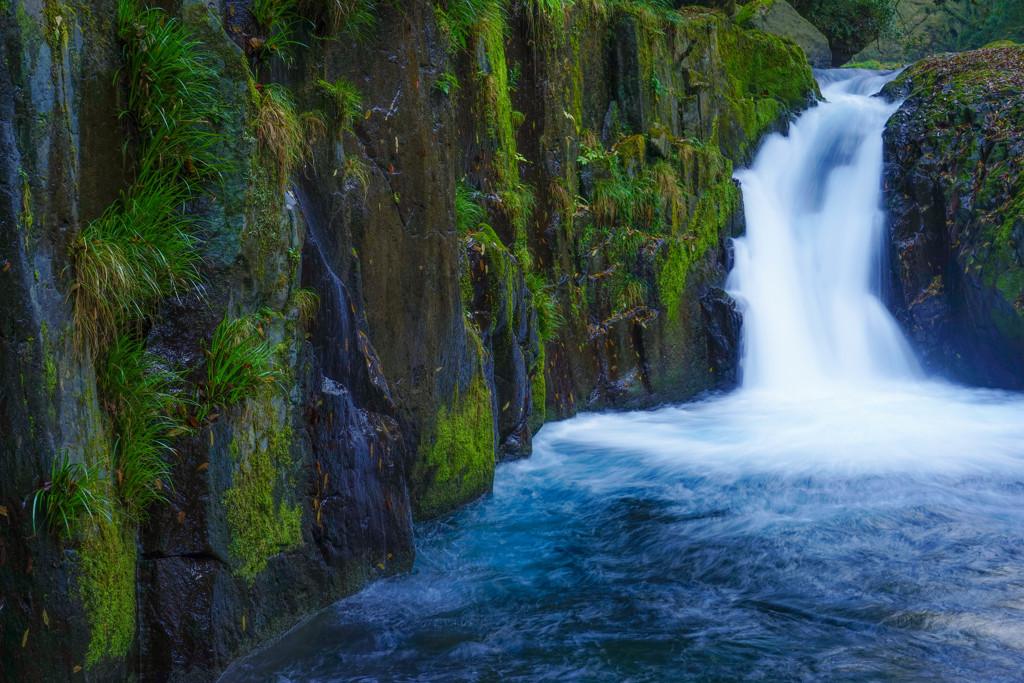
{"left": 789, "top": 0, "right": 898, "bottom": 61}
{"left": 434, "top": 0, "right": 504, "bottom": 53}
{"left": 117, "top": 1, "right": 222, "bottom": 182}
{"left": 98, "top": 336, "right": 183, "bottom": 518}
{"left": 199, "top": 311, "right": 283, "bottom": 414}
{"left": 249, "top": 0, "right": 305, "bottom": 64}
{"left": 526, "top": 272, "right": 566, "bottom": 342}
{"left": 456, "top": 179, "right": 488, "bottom": 235}
{"left": 434, "top": 71, "right": 461, "bottom": 96}
{"left": 293, "top": 287, "right": 320, "bottom": 325}
{"left": 300, "top": 0, "right": 377, "bottom": 41}
{"left": 72, "top": 175, "right": 201, "bottom": 351}
{"left": 255, "top": 82, "right": 305, "bottom": 187}
{"left": 316, "top": 76, "right": 363, "bottom": 137}
{"left": 31, "top": 455, "right": 112, "bottom": 539}
{"left": 74, "top": 1, "right": 224, "bottom": 352}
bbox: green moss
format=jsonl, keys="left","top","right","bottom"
{"left": 410, "top": 352, "right": 495, "bottom": 520}
{"left": 719, "top": 24, "right": 817, "bottom": 155}
{"left": 996, "top": 267, "right": 1024, "bottom": 312}
{"left": 223, "top": 422, "right": 303, "bottom": 583}
{"left": 530, "top": 342, "right": 546, "bottom": 433}
{"left": 736, "top": 0, "right": 776, "bottom": 28}
{"left": 79, "top": 515, "right": 135, "bottom": 667}
{"left": 657, "top": 144, "right": 739, "bottom": 321}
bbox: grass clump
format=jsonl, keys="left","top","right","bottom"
{"left": 456, "top": 179, "right": 488, "bottom": 235}
{"left": 72, "top": 176, "right": 201, "bottom": 351}
{"left": 526, "top": 272, "right": 565, "bottom": 342}
{"left": 198, "top": 311, "right": 283, "bottom": 415}
{"left": 255, "top": 82, "right": 305, "bottom": 188}
{"left": 434, "top": 0, "right": 504, "bottom": 53}
{"left": 316, "top": 76, "right": 363, "bottom": 138}
{"left": 248, "top": 0, "right": 305, "bottom": 65}
{"left": 98, "top": 336, "right": 185, "bottom": 518}
{"left": 293, "top": 287, "right": 320, "bottom": 325}
{"left": 30, "top": 455, "right": 113, "bottom": 539}
{"left": 300, "top": 0, "right": 377, "bottom": 41}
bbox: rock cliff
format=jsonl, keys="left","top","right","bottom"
{"left": 883, "top": 43, "right": 1024, "bottom": 388}
{"left": 0, "top": 0, "right": 815, "bottom": 679}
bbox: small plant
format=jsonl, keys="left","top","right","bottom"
{"left": 254, "top": 83, "right": 304, "bottom": 187}
{"left": 434, "top": 71, "right": 460, "bottom": 96}
{"left": 117, "top": 0, "right": 221, "bottom": 181}
{"left": 199, "top": 311, "right": 283, "bottom": 414}
{"left": 455, "top": 179, "right": 487, "bottom": 235}
{"left": 31, "top": 455, "right": 112, "bottom": 539}
{"left": 526, "top": 272, "right": 566, "bottom": 342}
{"left": 316, "top": 76, "right": 363, "bottom": 138}
{"left": 72, "top": 175, "right": 202, "bottom": 351}
{"left": 343, "top": 153, "right": 371, "bottom": 197}
{"left": 99, "top": 336, "right": 185, "bottom": 517}
{"left": 299, "top": 0, "right": 376, "bottom": 40}
{"left": 249, "top": 0, "right": 305, "bottom": 64}
{"left": 434, "top": 0, "right": 504, "bottom": 53}
{"left": 293, "top": 288, "right": 320, "bottom": 326}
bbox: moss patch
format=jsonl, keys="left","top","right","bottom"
{"left": 223, "top": 421, "right": 303, "bottom": 583}
{"left": 79, "top": 515, "right": 136, "bottom": 667}
{"left": 410, "top": 355, "right": 495, "bottom": 520}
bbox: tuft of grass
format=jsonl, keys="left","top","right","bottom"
{"left": 117, "top": 1, "right": 222, "bottom": 182}
{"left": 456, "top": 179, "right": 487, "bottom": 235}
{"left": 526, "top": 272, "right": 566, "bottom": 342}
{"left": 72, "top": 174, "right": 202, "bottom": 352}
{"left": 31, "top": 455, "right": 112, "bottom": 540}
{"left": 293, "top": 288, "right": 320, "bottom": 326}
{"left": 300, "top": 0, "right": 377, "bottom": 41}
{"left": 199, "top": 311, "right": 283, "bottom": 414}
{"left": 434, "top": 0, "right": 505, "bottom": 53}
{"left": 98, "top": 336, "right": 185, "bottom": 518}
{"left": 316, "top": 76, "right": 363, "bottom": 138}
{"left": 255, "top": 83, "right": 305, "bottom": 188}
{"left": 250, "top": 0, "right": 305, "bottom": 64}
{"left": 343, "top": 153, "right": 371, "bottom": 198}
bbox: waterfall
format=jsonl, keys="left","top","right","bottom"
{"left": 728, "top": 70, "right": 920, "bottom": 392}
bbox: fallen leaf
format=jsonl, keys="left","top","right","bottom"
{"left": 26, "top": 556, "right": 33, "bottom": 574}
{"left": 0, "top": 505, "right": 8, "bottom": 518}
{"left": 21, "top": 628, "right": 28, "bottom": 647}
{"left": 242, "top": 615, "right": 246, "bottom": 632}
{"left": 43, "top": 609, "right": 49, "bottom": 628}
{"left": 197, "top": 462, "right": 210, "bottom": 472}
{"left": 73, "top": 665, "right": 82, "bottom": 673}
{"left": 177, "top": 511, "right": 186, "bottom": 524}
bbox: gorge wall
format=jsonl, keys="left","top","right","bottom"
{"left": 883, "top": 43, "right": 1024, "bottom": 389}
{"left": 0, "top": 0, "right": 815, "bottom": 679}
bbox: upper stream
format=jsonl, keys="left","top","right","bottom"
{"left": 223, "top": 71, "right": 1024, "bottom": 682}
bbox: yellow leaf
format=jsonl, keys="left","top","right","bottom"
{"left": 43, "top": 609, "right": 49, "bottom": 628}
{"left": 242, "top": 615, "right": 246, "bottom": 632}
{"left": 21, "top": 628, "right": 28, "bottom": 647}
{"left": 73, "top": 665, "right": 82, "bottom": 673}
{"left": 0, "top": 505, "right": 8, "bottom": 518}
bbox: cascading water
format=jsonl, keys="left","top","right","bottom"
{"left": 728, "top": 70, "right": 919, "bottom": 390}
{"left": 223, "top": 72, "right": 1024, "bottom": 682}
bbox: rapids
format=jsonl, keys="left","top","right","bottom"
{"left": 222, "top": 70, "right": 1024, "bottom": 682}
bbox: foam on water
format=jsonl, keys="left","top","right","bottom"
{"left": 222, "top": 70, "right": 1024, "bottom": 683}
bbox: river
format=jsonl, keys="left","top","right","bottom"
{"left": 222, "top": 70, "right": 1024, "bottom": 682}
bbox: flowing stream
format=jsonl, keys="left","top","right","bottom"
{"left": 223, "top": 71, "right": 1024, "bottom": 681}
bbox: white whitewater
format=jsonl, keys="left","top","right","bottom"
{"left": 543, "top": 69, "right": 1024, "bottom": 476}
{"left": 728, "top": 70, "right": 919, "bottom": 391}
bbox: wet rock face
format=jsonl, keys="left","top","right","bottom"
{"left": 0, "top": 0, "right": 817, "bottom": 679}
{"left": 883, "top": 45, "right": 1024, "bottom": 389}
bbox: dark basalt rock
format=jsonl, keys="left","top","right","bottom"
{"left": 882, "top": 45, "right": 1024, "bottom": 389}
